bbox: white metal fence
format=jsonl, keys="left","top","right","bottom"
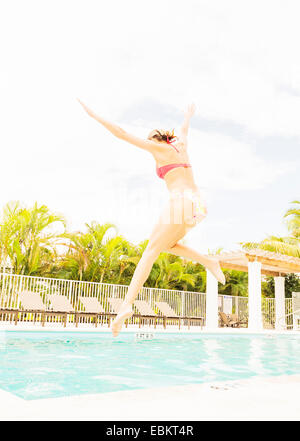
{"left": 0, "top": 272, "right": 295, "bottom": 328}
{"left": 218, "top": 294, "right": 293, "bottom": 329}
{"left": 0, "top": 273, "right": 206, "bottom": 327}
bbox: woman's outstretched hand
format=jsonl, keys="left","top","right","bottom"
{"left": 186, "top": 103, "right": 196, "bottom": 118}
{"left": 77, "top": 99, "right": 124, "bottom": 140}
{"left": 77, "top": 99, "right": 96, "bottom": 118}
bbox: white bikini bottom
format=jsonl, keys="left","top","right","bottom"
{"left": 167, "top": 189, "right": 208, "bottom": 226}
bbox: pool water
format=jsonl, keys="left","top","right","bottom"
{"left": 0, "top": 331, "right": 299, "bottom": 400}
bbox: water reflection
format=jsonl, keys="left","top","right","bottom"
{"left": 0, "top": 332, "right": 7, "bottom": 352}
{"left": 248, "top": 338, "right": 266, "bottom": 376}
{"left": 202, "top": 338, "right": 226, "bottom": 381}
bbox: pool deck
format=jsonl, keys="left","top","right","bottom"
{"left": 0, "top": 321, "right": 299, "bottom": 335}
{"left": 1, "top": 375, "right": 300, "bottom": 421}
{"left": 1, "top": 323, "right": 299, "bottom": 421}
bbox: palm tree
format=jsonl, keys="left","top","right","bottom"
{"left": 57, "top": 222, "right": 141, "bottom": 284}
{"left": 57, "top": 230, "right": 96, "bottom": 281}
{"left": 284, "top": 200, "right": 300, "bottom": 238}
{"left": 98, "top": 235, "right": 130, "bottom": 284}
{"left": 182, "top": 261, "right": 206, "bottom": 292}
{"left": 149, "top": 252, "right": 197, "bottom": 290}
{"left": 115, "top": 240, "right": 147, "bottom": 285}
{"left": 58, "top": 222, "right": 117, "bottom": 281}
{"left": 219, "top": 270, "right": 248, "bottom": 297}
{"left": 242, "top": 199, "right": 300, "bottom": 258}
{"left": 242, "top": 235, "right": 300, "bottom": 258}
{"left": 0, "top": 201, "right": 65, "bottom": 275}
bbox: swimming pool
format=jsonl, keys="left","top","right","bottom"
{"left": 0, "top": 331, "right": 299, "bottom": 400}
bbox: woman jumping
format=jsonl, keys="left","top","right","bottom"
{"left": 78, "top": 100, "right": 225, "bottom": 337}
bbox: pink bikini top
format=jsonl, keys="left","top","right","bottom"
{"left": 156, "top": 136, "right": 191, "bottom": 179}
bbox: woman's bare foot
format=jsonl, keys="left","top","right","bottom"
{"left": 206, "top": 258, "right": 226, "bottom": 285}
{"left": 111, "top": 303, "right": 133, "bottom": 337}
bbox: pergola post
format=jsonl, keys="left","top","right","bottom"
{"left": 205, "top": 269, "right": 219, "bottom": 329}
{"left": 274, "top": 276, "right": 286, "bottom": 330}
{"left": 248, "top": 260, "right": 263, "bottom": 331}
{"left": 204, "top": 249, "right": 300, "bottom": 332}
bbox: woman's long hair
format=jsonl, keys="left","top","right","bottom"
{"left": 147, "top": 129, "right": 176, "bottom": 143}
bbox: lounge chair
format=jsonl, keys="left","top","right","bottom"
{"left": 219, "top": 311, "right": 245, "bottom": 328}
{"left": 18, "top": 290, "right": 46, "bottom": 311}
{"left": 155, "top": 301, "right": 182, "bottom": 329}
{"left": 47, "top": 294, "right": 91, "bottom": 327}
{"left": 107, "top": 297, "right": 124, "bottom": 314}
{"left": 3, "top": 290, "right": 68, "bottom": 326}
{"left": 107, "top": 297, "right": 153, "bottom": 328}
{"left": 78, "top": 296, "right": 114, "bottom": 327}
{"left": 155, "top": 301, "right": 178, "bottom": 317}
{"left": 108, "top": 298, "right": 163, "bottom": 328}
{"left": 229, "top": 313, "right": 247, "bottom": 327}
{"left": 133, "top": 300, "right": 164, "bottom": 329}
{"left": 0, "top": 306, "right": 19, "bottom": 325}
{"left": 79, "top": 296, "right": 105, "bottom": 313}
{"left": 48, "top": 294, "right": 74, "bottom": 312}
{"left": 0, "top": 290, "right": 39, "bottom": 325}
{"left": 155, "top": 301, "right": 204, "bottom": 329}
{"left": 107, "top": 297, "right": 131, "bottom": 328}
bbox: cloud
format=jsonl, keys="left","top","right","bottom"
{"left": 187, "top": 129, "right": 294, "bottom": 191}
{"left": 0, "top": 0, "right": 299, "bottom": 250}
{"left": 2, "top": 0, "right": 300, "bottom": 136}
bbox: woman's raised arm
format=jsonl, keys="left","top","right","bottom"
{"left": 179, "top": 103, "right": 196, "bottom": 143}
{"left": 78, "top": 99, "right": 161, "bottom": 154}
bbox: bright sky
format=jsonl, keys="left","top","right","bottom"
{"left": 0, "top": 0, "right": 299, "bottom": 252}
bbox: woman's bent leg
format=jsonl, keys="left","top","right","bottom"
{"left": 165, "top": 243, "right": 225, "bottom": 285}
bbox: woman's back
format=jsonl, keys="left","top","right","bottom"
{"left": 153, "top": 139, "right": 198, "bottom": 192}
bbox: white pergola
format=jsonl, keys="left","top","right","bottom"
{"left": 205, "top": 249, "right": 300, "bottom": 331}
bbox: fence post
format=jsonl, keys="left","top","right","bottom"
{"left": 149, "top": 288, "right": 153, "bottom": 309}
{"left": 0, "top": 271, "right": 6, "bottom": 306}
{"left": 69, "top": 280, "right": 73, "bottom": 303}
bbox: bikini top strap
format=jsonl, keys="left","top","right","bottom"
{"left": 167, "top": 136, "right": 179, "bottom": 153}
